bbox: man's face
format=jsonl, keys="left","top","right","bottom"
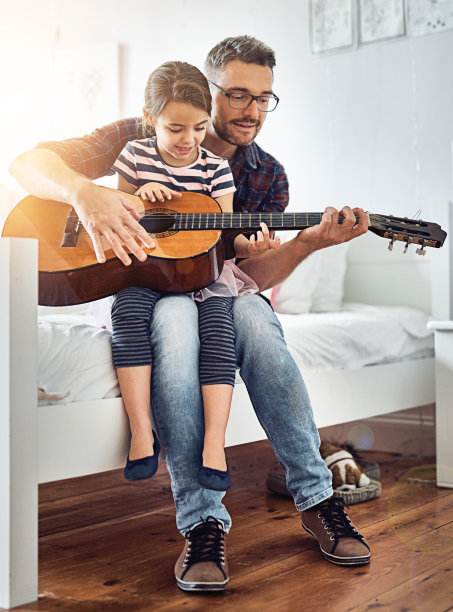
{"left": 210, "top": 60, "right": 274, "bottom": 147}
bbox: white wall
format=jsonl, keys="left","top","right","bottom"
{"left": 2, "top": 0, "right": 453, "bottom": 223}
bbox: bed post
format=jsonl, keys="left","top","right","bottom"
{"left": 428, "top": 201, "right": 453, "bottom": 488}
{"left": 0, "top": 237, "right": 38, "bottom": 608}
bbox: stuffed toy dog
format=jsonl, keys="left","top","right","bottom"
{"left": 320, "top": 441, "right": 371, "bottom": 491}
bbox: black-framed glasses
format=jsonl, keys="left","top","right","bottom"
{"left": 208, "top": 81, "right": 279, "bottom": 112}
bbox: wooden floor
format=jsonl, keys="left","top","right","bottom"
{"left": 7, "top": 441, "right": 453, "bottom": 612}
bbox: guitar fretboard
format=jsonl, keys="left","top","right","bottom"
{"left": 163, "top": 212, "right": 360, "bottom": 231}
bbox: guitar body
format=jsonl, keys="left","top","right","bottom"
{"left": 2, "top": 191, "right": 224, "bottom": 306}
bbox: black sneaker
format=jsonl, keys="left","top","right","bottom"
{"left": 302, "top": 497, "right": 371, "bottom": 565}
{"left": 174, "top": 516, "right": 228, "bottom": 591}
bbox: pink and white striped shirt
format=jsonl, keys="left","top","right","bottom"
{"left": 113, "top": 137, "right": 236, "bottom": 199}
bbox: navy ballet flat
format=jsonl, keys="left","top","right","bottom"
{"left": 124, "top": 431, "right": 161, "bottom": 481}
{"left": 198, "top": 465, "right": 231, "bottom": 491}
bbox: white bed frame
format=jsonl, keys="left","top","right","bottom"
{"left": 0, "top": 227, "right": 444, "bottom": 608}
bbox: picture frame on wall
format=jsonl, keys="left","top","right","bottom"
{"left": 407, "top": 0, "right": 453, "bottom": 37}
{"left": 359, "top": 0, "right": 406, "bottom": 44}
{"left": 53, "top": 42, "right": 120, "bottom": 140}
{"left": 309, "top": 0, "right": 357, "bottom": 54}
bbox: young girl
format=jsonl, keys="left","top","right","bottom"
{"left": 112, "top": 61, "right": 279, "bottom": 491}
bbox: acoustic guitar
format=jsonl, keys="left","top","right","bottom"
{"left": 2, "top": 190, "right": 447, "bottom": 306}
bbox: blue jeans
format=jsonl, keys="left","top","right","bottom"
{"left": 149, "top": 294, "right": 333, "bottom": 535}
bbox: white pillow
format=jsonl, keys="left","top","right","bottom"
{"left": 271, "top": 251, "right": 321, "bottom": 314}
{"left": 311, "top": 242, "right": 349, "bottom": 312}
{"left": 271, "top": 241, "right": 349, "bottom": 314}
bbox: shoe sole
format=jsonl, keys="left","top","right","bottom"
{"left": 302, "top": 525, "right": 370, "bottom": 566}
{"left": 176, "top": 576, "right": 229, "bottom": 592}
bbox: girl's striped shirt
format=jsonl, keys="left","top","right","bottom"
{"left": 113, "top": 137, "right": 235, "bottom": 198}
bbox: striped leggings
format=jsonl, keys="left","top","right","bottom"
{"left": 111, "top": 287, "right": 236, "bottom": 386}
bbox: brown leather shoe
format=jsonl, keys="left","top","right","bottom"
{"left": 175, "top": 516, "right": 229, "bottom": 591}
{"left": 302, "top": 497, "right": 370, "bottom": 565}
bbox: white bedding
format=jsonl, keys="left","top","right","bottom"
{"left": 279, "top": 302, "right": 434, "bottom": 373}
{"left": 37, "top": 301, "right": 434, "bottom": 405}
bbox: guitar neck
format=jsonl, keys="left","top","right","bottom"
{"left": 172, "top": 212, "right": 360, "bottom": 231}
{"left": 138, "top": 205, "right": 446, "bottom": 251}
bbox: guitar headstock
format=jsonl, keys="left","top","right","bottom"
{"left": 368, "top": 213, "right": 447, "bottom": 255}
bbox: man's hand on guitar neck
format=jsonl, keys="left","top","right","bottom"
{"left": 298, "top": 205, "right": 368, "bottom": 252}
{"left": 237, "top": 205, "right": 368, "bottom": 292}
{"left": 71, "top": 181, "right": 155, "bottom": 265}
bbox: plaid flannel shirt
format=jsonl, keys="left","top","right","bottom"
{"left": 37, "top": 118, "right": 290, "bottom": 256}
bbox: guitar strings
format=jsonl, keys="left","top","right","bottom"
{"left": 138, "top": 212, "right": 333, "bottom": 227}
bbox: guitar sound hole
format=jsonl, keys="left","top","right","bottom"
{"left": 141, "top": 208, "right": 178, "bottom": 238}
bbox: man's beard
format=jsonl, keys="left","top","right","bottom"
{"left": 213, "top": 118, "right": 261, "bottom": 147}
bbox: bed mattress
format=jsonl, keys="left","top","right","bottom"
{"left": 37, "top": 301, "right": 434, "bottom": 405}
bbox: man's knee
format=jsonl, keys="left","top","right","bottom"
{"left": 151, "top": 294, "right": 199, "bottom": 354}
{"left": 233, "top": 295, "right": 283, "bottom": 343}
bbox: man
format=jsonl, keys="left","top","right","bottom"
{"left": 10, "top": 36, "right": 370, "bottom": 592}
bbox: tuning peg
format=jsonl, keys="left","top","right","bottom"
{"left": 388, "top": 237, "right": 395, "bottom": 251}
{"left": 416, "top": 243, "right": 426, "bottom": 256}
{"left": 403, "top": 241, "right": 409, "bottom": 254}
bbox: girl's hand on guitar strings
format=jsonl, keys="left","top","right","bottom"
{"left": 135, "top": 182, "right": 182, "bottom": 203}
{"left": 247, "top": 222, "right": 281, "bottom": 257}
{"left": 297, "top": 206, "right": 368, "bottom": 253}
{"left": 73, "top": 183, "right": 155, "bottom": 266}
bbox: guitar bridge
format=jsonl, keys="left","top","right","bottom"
{"left": 61, "top": 208, "right": 81, "bottom": 247}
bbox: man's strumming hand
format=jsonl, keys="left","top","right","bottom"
{"left": 71, "top": 181, "right": 155, "bottom": 266}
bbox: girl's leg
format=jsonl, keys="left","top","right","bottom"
{"left": 111, "top": 287, "right": 161, "bottom": 460}
{"left": 197, "top": 297, "right": 236, "bottom": 473}
{"left": 201, "top": 384, "right": 233, "bottom": 471}
{"left": 116, "top": 365, "right": 154, "bottom": 459}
